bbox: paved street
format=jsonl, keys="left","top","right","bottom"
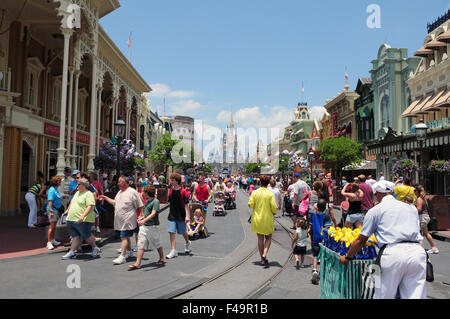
{"left": 0, "top": 189, "right": 448, "bottom": 299}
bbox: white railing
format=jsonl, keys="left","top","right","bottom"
{"left": 0, "top": 67, "right": 11, "bottom": 92}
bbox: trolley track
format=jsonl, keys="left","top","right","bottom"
{"left": 168, "top": 190, "right": 295, "bottom": 299}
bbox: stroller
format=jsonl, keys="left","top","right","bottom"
{"left": 213, "top": 192, "right": 227, "bottom": 216}
{"left": 283, "top": 193, "right": 292, "bottom": 216}
{"left": 224, "top": 190, "right": 236, "bottom": 210}
{"left": 188, "top": 202, "right": 208, "bottom": 239}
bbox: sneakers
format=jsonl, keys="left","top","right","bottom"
{"left": 117, "top": 247, "right": 122, "bottom": 253}
{"left": 113, "top": 255, "right": 127, "bottom": 265}
{"left": 91, "top": 246, "right": 100, "bottom": 258}
{"left": 166, "top": 250, "right": 178, "bottom": 259}
{"left": 301, "top": 263, "right": 306, "bottom": 268}
{"left": 133, "top": 245, "right": 139, "bottom": 252}
{"left": 125, "top": 250, "right": 133, "bottom": 259}
{"left": 51, "top": 239, "right": 61, "bottom": 246}
{"left": 62, "top": 250, "right": 77, "bottom": 260}
{"left": 427, "top": 248, "right": 439, "bottom": 254}
{"left": 46, "top": 242, "right": 55, "bottom": 250}
{"left": 185, "top": 241, "right": 192, "bottom": 253}
{"left": 311, "top": 270, "right": 319, "bottom": 285}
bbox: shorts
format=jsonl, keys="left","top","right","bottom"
{"left": 168, "top": 220, "right": 187, "bottom": 235}
{"left": 306, "top": 209, "right": 314, "bottom": 225}
{"left": 312, "top": 243, "right": 320, "bottom": 257}
{"left": 67, "top": 221, "right": 93, "bottom": 240}
{"left": 47, "top": 211, "right": 59, "bottom": 223}
{"left": 419, "top": 213, "right": 431, "bottom": 229}
{"left": 346, "top": 213, "right": 364, "bottom": 224}
{"left": 137, "top": 225, "right": 162, "bottom": 250}
{"left": 294, "top": 205, "right": 301, "bottom": 218}
{"left": 116, "top": 227, "right": 139, "bottom": 238}
{"left": 293, "top": 246, "right": 307, "bottom": 256}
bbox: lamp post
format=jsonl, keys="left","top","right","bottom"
{"left": 415, "top": 119, "right": 428, "bottom": 186}
{"left": 114, "top": 119, "right": 126, "bottom": 176}
{"left": 308, "top": 150, "right": 315, "bottom": 185}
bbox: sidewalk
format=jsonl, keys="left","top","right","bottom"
{"left": 0, "top": 203, "right": 169, "bottom": 260}
{"left": 431, "top": 230, "right": 450, "bottom": 243}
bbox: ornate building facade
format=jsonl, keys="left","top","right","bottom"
{"left": 0, "top": 0, "right": 151, "bottom": 215}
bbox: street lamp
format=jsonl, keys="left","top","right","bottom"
{"left": 308, "top": 150, "right": 315, "bottom": 185}
{"left": 415, "top": 119, "right": 428, "bottom": 186}
{"left": 114, "top": 119, "right": 126, "bottom": 176}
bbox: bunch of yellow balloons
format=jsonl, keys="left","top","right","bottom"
{"left": 322, "top": 227, "right": 378, "bottom": 259}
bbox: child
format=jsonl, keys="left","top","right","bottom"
{"left": 292, "top": 218, "right": 308, "bottom": 269}
{"left": 215, "top": 192, "right": 226, "bottom": 212}
{"left": 187, "top": 208, "right": 205, "bottom": 237}
{"left": 310, "top": 199, "right": 328, "bottom": 285}
{"left": 128, "top": 185, "right": 166, "bottom": 269}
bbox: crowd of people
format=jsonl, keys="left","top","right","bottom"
{"left": 24, "top": 167, "right": 437, "bottom": 298}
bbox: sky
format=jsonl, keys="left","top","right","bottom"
{"left": 100, "top": 0, "right": 450, "bottom": 159}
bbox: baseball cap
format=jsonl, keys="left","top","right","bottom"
{"left": 372, "top": 180, "right": 395, "bottom": 194}
{"left": 64, "top": 167, "right": 71, "bottom": 172}
{"left": 293, "top": 173, "right": 300, "bottom": 177}
{"left": 72, "top": 170, "right": 80, "bottom": 176}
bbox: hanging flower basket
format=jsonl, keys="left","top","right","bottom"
{"left": 391, "top": 159, "right": 418, "bottom": 177}
{"left": 428, "top": 160, "right": 450, "bottom": 173}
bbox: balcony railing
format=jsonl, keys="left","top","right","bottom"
{"left": 0, "top": 67, "right": 12, "bottom": 92}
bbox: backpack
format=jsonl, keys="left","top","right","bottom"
{"left": 298, "top": 191, "right": 311, "bottom": 217}
{"left": 169, "top": 187, "right": 187, "bottom": 206}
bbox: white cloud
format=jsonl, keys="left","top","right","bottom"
{"left": 309, "top": 106, "right": 326, "bottom": 120}
{"left": 169, "top": 99, "right": 204, "bottom": 116}
{"left": 216, "top": 110, "right": 232, "bottom": 123}
{"left": 235, "top": 105, "right": 292, "bottom": 130}
{"left": 148, "top": 83, "right": 171, "bottom": 98}
{"left": 169, "top": 90, "right": 197, "bottom": 98}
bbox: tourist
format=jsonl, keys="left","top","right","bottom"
{"left": 67, "top": 170, "right": 81, "bottom": 202}
{"left": 25, "top": 179, "right": 49, "bottom": 228}
{"left": 61, "top": 178, "right": 100, "bottom": 260}
{"left": 414, "top": 185, "right": 439, "bottom": 254}
{"left": 366, "top": 175, "right": 377, "bottom": 188}
{"left": 378, "top": 172, "right": 385, "bottom": 181}
{"left": 291, "top": 173, "right": 311, "bottom": 230}
{"left": 394, "top": 177, "right": 416, "bottom": 203}
{"left": 308, "top": 181, "right": 321, "bottom": 226}
{"left": 213, "top": 177, "right": 226, "bottom": 194}
{"left": 341, "top": 183, "right": 364, "bottom": 229}
{"left": 158, "top": 173, "right": 166, "bottom": 186}
{"left": 248, "top": 175, "right": 278, "bottom": 267}
{"left": 357, "top": 175, "right": 374, "bottom": 217}
{"left": 90, "top": 172, "right": 103, "bottom": 233}
{"left": 99, "top": 176, "right": 144, "bottom": 265}
{"left": 128, "top": 185, "right": 166, "bottom": 269}
{"left": 187, "top": 208, "right": 205, "bottom": 237}
{"left": 341, "top": 176, "right": 347, "bottom": 187}
{"left": 268, "top": 179, "right": 282, "bottom": 216}
{"left": 62, "top": 167, "right": 73, "bottom": 203}
{"left": 166, "top": 173, "right": 191, "bottom": 259}
{"left": 46, "top": 176, "right": 64, "bottom": 250}
{"left": 193, "top": 175, "right": 212, "bottom": 211}
{"left": 292, "top": 218, "right": 308, "bottom": 269}
{"left": 340, "top": 180, "right": 427, "bottom": 299}
{"left": 310, "top": 199, "right": 328, "bottom": 284}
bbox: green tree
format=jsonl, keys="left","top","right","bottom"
{"left": 148, "top": 133, "right": 179, "bottom": 178}
{"left": 245, "top": 163, "right": 268, "bottom": 174}
{"left": 278, "top": 156, "right": 290, "bottom": 177}
{"left": 318, "top": 137, "right": 364, "bottom": 183}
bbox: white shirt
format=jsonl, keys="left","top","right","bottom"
{"left": 366, "top": 179, "right": 376, "bottom": 187}
{"left": 360, "top": 195, "right": 423, "bottom": 246}
{"left": 269, "top": 187, "right": 282, "bottom": 210}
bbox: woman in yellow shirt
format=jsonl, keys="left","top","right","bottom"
{"left": 248, "top": 175, "right": 278, "bottom": 267}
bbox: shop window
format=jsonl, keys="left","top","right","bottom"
{"left": 380, "top": 96, "right": 390, "bottom": 128}
{"left": 26, "top": 57, "right": 45, "bottom": 112}
{"left": 51, "top": 77, "right": 62, "bottom": 121}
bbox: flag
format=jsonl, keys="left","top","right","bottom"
{"left": 345, "top": 67, "right": 349, "bottom": 82}
{"left": 301, "top": 81, "right": 305, "bottom": 93}
{"left": 127, "top": 32, "right": 132, "bottom": 48}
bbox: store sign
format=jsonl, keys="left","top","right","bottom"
{"left": 427, "top": 117, "right": 450, "bottom": 130}
{"left": 45, "top": 123, "right": 90, "bottom": 145}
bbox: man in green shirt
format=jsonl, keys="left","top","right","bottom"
{"left": 158, "top": 174, "right": 166, "bottom": 186}
{"left": 129, "top": 185, "right": 166, "bottom": 269}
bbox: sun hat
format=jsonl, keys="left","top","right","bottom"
{"left": 72, "top": 170, "right": 80, "bottom": 176}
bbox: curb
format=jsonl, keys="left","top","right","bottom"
{"left": 96, "top": 203, "right": 170, "bottom": 248}
{"left": 430, "top": 231, "right": 450, "bottom": 243}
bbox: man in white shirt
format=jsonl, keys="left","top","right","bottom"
{"left": 291, "top": 173, "right": 310, "bottom": 229}
{"left": 340, "top": 180, "right": 427, "bottom": 299}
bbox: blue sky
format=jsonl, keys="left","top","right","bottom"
{"left": 100, "top": 0, "right": 449, "bottom": 156}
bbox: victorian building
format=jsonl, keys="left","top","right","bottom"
{"left": 0, "top": 0, "right": 151, "bottom": 215}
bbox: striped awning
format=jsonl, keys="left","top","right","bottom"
{"left": 420, "top": 88, "right": 449, "bottom": 113}
{"left": 437, "top": 30, "right": 450, "bottom": 43}
{"left": 402, "top": 94, "right": 433, "bottom": 118}
{"left": 401, "top": 98, "right": 422, "bottom": 118}
{"left": 414, "top": 46, "right": 434, "bottom": 57}
{"left": 424, "top": 39, "right": 447, "bottom": 49}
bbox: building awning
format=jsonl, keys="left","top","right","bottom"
{"left": 358, "top": 107, "right": 371, "bottom": 118}
{"left": 343, "top": 160, "right": 377, "bottom": 171}
{"left": 437, "top": 30, "right": 450, "bottom": 43}
{"left": 424, "top": 39, "right": 447, "bottom": 49}
{"left": 420, "top": 88, "right": 448, "bottom": 113}
{"left": 431, "top": 88, "right": 450, "bottom": 110}
{"left": 414, "top": 46, "right": 434, "bottom": 57}
{"left": 401, "top": 98, "right": 422, "bottom": 118}
{"left": 405, "top": 94, "right": 434, "bottom": 117}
